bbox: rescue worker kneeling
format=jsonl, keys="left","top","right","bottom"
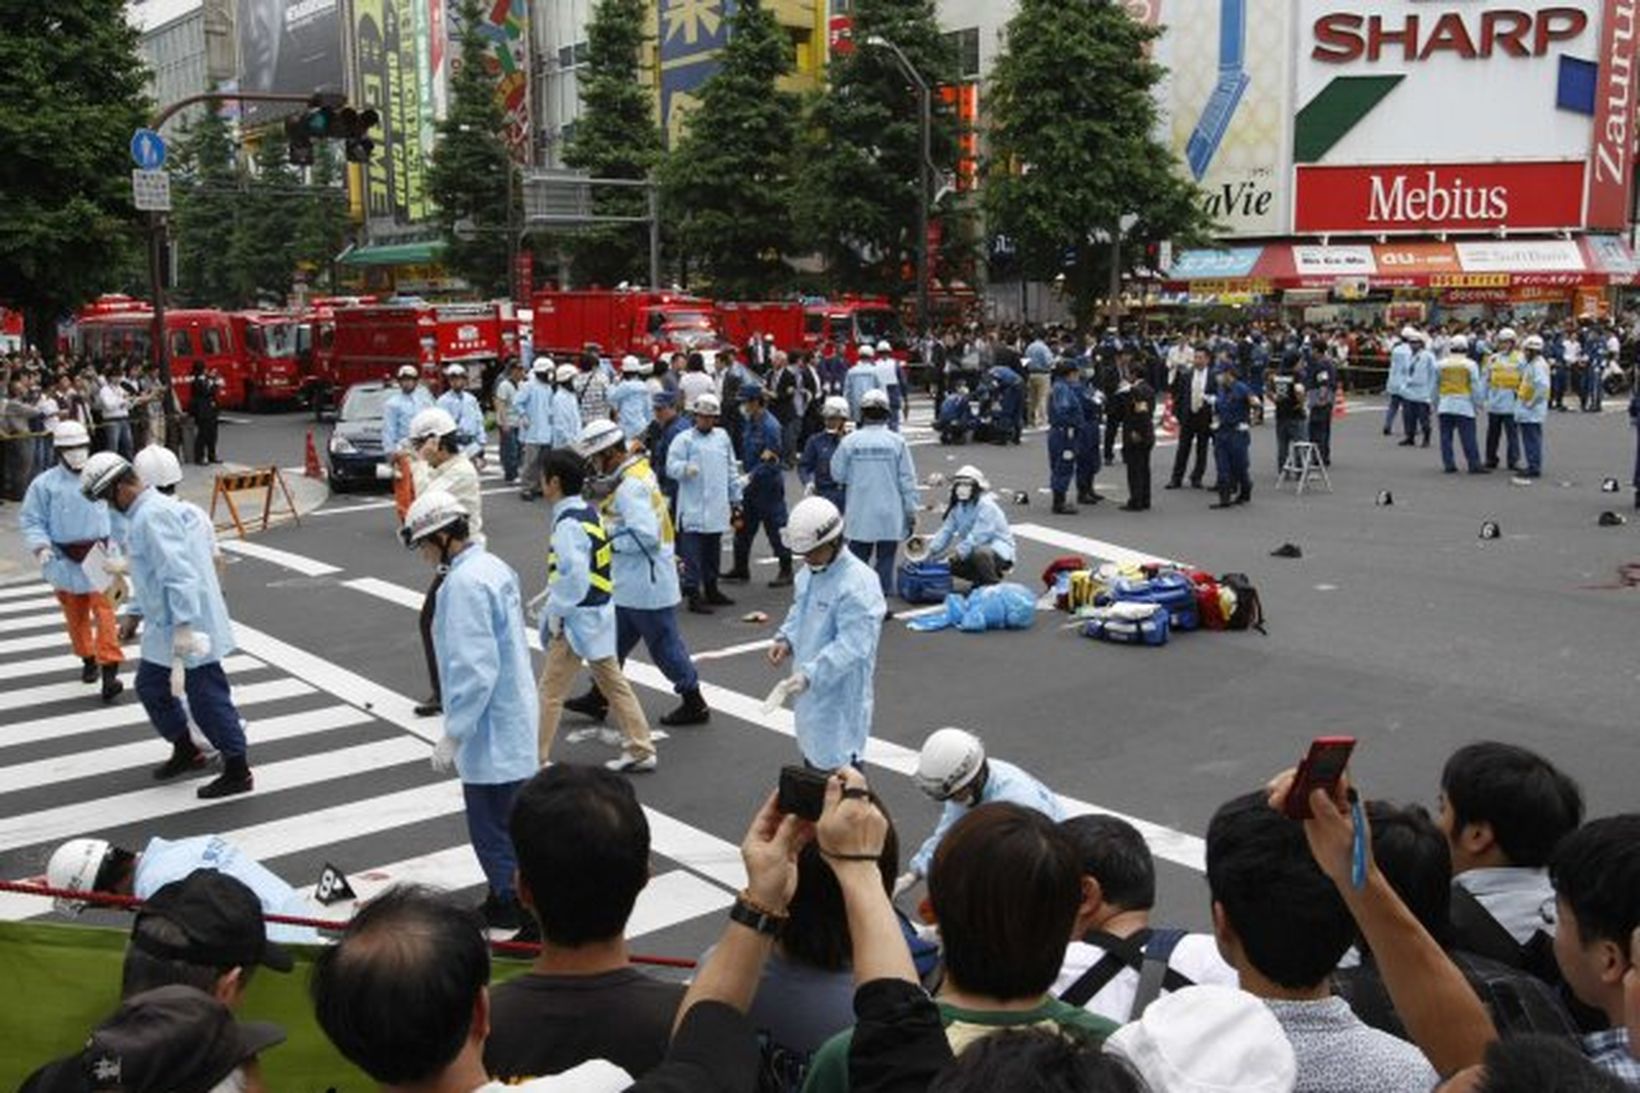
{"left": 921, "top": 465, "right": 1015, "bottom": 588}
{"left": 534, "top": 448, "right": 657, "bottom": 773}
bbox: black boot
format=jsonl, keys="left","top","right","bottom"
{"left": 686, "top": 594, "right": 714, "bottom": 615}
{"left": 660, "top": 687, "right": 711, "bottom": 727}
{"left": 704, "top": 585, "right": 735, "bottom": 606}
{"left": 80, "top": 657, "right": 98, "bottom": 684}
{"left": 720, "top": 553, "right": 752, "bottom": 584}
{"left": 153, "top": 740, "right": 205, "bottom": 781}
{"left": 1210, "top": 488, "right": 1236, "bottom": 510}
{"left": 1077, "top": 490, "right": 1103, "bottom": 506}
{"left": 1051, "top": 493, "right": 1078, "bottom": 515}
{"left": 769, "top": 564, "right": 794, "bottom": 589}
{"left": 564, "top": 686, "right": 608, "bottom": 721}
{"left": 197, "top": 756, "right": 254, "bottom": 799}
{"left": 1235, "top": 485, "right": 1252, "bottom": 505}
{"left": 100, "top": 663, "right": 123, "bottom": 703}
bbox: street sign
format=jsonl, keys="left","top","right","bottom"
{"left": 131, "top": 169, "right": 171, "bottom": 212}
{"left": 130, "top": 128, "right": 166, "bottom": 171}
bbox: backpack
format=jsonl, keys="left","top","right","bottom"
{"left": 1219, "top": 572, "right": 1267, "bottom": 634}
{"left": 1060, "top": 928, "right": 1192, "bottom": 1020}
{"left": 1186, "top": 570, "right": 1229, "bottom": 631}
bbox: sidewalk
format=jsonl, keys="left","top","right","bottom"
{"left": 0, "top": 460, "right": 330, "bottom": 584}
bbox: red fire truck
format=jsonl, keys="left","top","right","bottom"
{"left": 328, "top": 299, "right": 516, "bottom": 396}
{"left": 801, "top": 295, "right": 909, "bottom": 361}
{"left": 532, "top": 290, "right": 718, "bottom": 362}
{"left": 295, "top": 295, "right": 377, "bottom": 412}
{"left": 67, "top": 299, "right": 300, "bottom": 411}
{"left": 715, "top": 301, "right": 806, "bottom": 355}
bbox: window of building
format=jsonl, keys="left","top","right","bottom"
{"left": 946, "top": 27, "right": 980, "bottom": 79}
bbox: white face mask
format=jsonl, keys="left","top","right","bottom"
{"left": 61, "top": 448, "right": 88, "bottom": 471}
{"left": 954, "top": 483, "right": 975, "bottom": 502}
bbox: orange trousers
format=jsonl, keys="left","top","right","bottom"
{"left": 56, "top": 590, "right": 122, "bottom": 665}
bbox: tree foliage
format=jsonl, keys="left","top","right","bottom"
{"left": 659, "top": 0, "right": 798, "bottom": 298}
{"left": 562, "top": 0, "right": 663, "bottom": 287}
{"left": 0, "top": 0, "right": 149, "bottom": 347}
{"left": 793, "top": 0, "right": 958, "bottom": 297}
{"left": 984, "top": 0, "right": 1212, "bottom": 328}
{"left": 171, "top": 102, "right": 243, "bottom": 307}
{"left": 228, "top": 131, "right": 300, "bottom": 305}
{"left": 427, "top": 0, "right": 516, "bottom": 298}
{"left": 293, "top": 143, "right": 352, "bottom": 294}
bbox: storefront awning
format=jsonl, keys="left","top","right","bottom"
{"left": 338, "top": 241, "right": 447, "bottom": 268}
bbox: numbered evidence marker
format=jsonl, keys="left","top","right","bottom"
{"left": 313, "top": 862, "right": 358, "bottom": 906}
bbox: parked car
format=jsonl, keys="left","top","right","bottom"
{"left": 326, "top": 381, "right": 393, "bottom": 492}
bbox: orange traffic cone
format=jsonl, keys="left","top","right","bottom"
{"left": 304, "top": 429, "right": 323, "bottom": 480}
{"left": 1333, "top": 388, "right": 1349, "bottom": 420}
{"left": 393, "top": 451, "right": 416, "bottom": 523}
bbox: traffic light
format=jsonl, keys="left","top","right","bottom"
{"left": 283, "top": 95, "right": 376, "bottom": 166}
{"left": 337, "top": 106, "right": 380, "bottom": 164}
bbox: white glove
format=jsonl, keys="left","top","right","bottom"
{"left": 431, "top": 736, "right": 458, "bottom": 774}
{"left": 172, "top": 626, "right": 210, "bottom": 660}
{"left": 892, "top": 871, "right": 920, "bottom": 899}
{"left": 760, "top": 672, "right": 808, "bottom": 714}
{"left": 34, "top": 547, "right": 54, "bottom": 568}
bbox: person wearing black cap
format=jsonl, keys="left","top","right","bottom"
{"left": 120, "top": 869, "right": 296, "bottom": 1005}
{"left": 19, "top": 984, "right": 285, "bottom": 1093}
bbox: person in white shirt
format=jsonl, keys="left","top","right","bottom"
{"left": 98, "top": 364, "right": 135, "bottom": 459}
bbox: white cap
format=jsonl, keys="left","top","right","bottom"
{"left": 555, "top": 363, "right": 580, "bottom": 385}
{"left": 821, "top": 396, "right": 849, "bottom": 419}
{"left": 1399, "top": 326, "right": 1418, "bottom": 341}
{"left": 1105, "top": 985, "right": 1298, "bottom": 1093}
{"left": 1496, "top": 327, "right": 1518, "bottom": 344}
{"left": 408, "top": 407, "right": 458, "bottom": 443}
{"left": 694, "top": 393, "right": 722, "bottom": 416}
{"left": 621, "top": 354, "right": 644, "bottom": 374}
{"left": 133, "top": 444, "right": 183, "bottom": 489}
{"left": 1449, "top": 334, "right": 1469, "bottom": 352}
{"left": 443, "top": 363, "right": 467, "bottom": 378}
{"left": 914, "top": 728, "right": 985, "bottom": 801}
{"left": 876, "top": 340, "right": 892, "bottom": 352}
{"left": 783, "top": 496, "right": 844, "bottom": 554}
{"left": 952, "top": 464, "right": 990, "bottom": 491}
{"left": 79, "top": 451, "right": 132, "bottom": 501}
{"left": 1524, "top": 334, "right": 1545, "bottom": 351}
{"left": 861, "top": 389, "right": 891, "bottom": 411}
{"left": 400, "top": 489, "right": 469, "bottom": 548}
{"left": 53, "top": 421, "right": 90, "bottom": 449}
{"left": 46, "top": 838, "right": 112, "bottom": 916}
{"left": 396, "top": 364, "right": 420, "bottom": 380}
{"left": 531, "top": 356, "right": 555, "bottom": 374}
{"left": 858, "top": 344, "right": 877, "bottom": 359}
{"left": 578, "top": 418, "right": 626, "bottom": 457}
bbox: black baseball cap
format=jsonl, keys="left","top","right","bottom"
{"left": 131, "top": 870, "right": 295, "bottom": 973}
{"left": 22, "top": 985, "right": 284, "bottom": 1093}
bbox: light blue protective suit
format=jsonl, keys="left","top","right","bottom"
{"left": 844, "top": 362, "right": 884, "bottom": 421}
{"left": 666, "top": 426, "right": 742, "bottom": 534}
{"left": 136, "top": 835, "right": 320, "bottom": 945}
{"left": 909, "top": 758, "right": 1065, "bottom": 876}
{"left": 123, "top": 489, "right": 234, "bottom": 669}
{"left": 436, "top": 389, "right": 487, "bottom": 459}
{"left": 775, "top": 549, "right": 886, "bottom": 769}
{"left": 926, "top": 494, "right": 1015, "bottom": 565}
{"left": 19, "top": 464, "right": 112, "bottom": 594}
{"left": 607, "top": 379, "right": 654, "bottom": 440}
{"left": 512, "top": 377, "right": 560, "bottom": 446}
{"left": 380, "top": 386, "right": 434, "bottom": 451}
{"left": 830, "top": 425, "right": 919, "bottom": 543}
{"left": 541, "top": 494, "right": 617, "bottom": 661}
{"left": 606, "top": 458, "right": 681, "bottom": 611}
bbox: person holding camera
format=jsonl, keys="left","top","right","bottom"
{"left": 406, "top": 408, "right": 484, "bottom": 718}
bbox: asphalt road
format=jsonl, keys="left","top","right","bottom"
{"left": 2, "top": 396, "right": 1636, "bottom": 966}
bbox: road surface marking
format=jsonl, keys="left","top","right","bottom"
{"left": 1, "top": 678, "right": 314, "bottom": 749}
{"left": 0, "top": 610, "right": 83, "bottom": 634}
{"left": 0, "top": 654, "right": 263, "bottom": 713}
{"left": 0, "top": 596, "right": 61, "bottom": 617}
{"left": 218, "top": 540, "right": 343, "bottom": 576}
{"left": 0, "top": 582, "right": 51, "bottom": 600}
{"left": 1011, "top": 523, "right": 1180, "bottom": 569}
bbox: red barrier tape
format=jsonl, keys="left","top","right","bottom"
{"left": 0, "top": 879, "right": 698, "bottom": 969}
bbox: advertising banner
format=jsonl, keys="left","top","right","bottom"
{"left": 237, "top": 0, "right": 345, "bottom": 125}
{"left": 1371, "top": 242, "right": 1461, "bottom": 275}
{"left": 658, "top": 0, "right": 731, "bottom": 147}
{"left": 1294, "top": 162, "right": 1587, "bottom": 233}
{"left": 1292, "top": 244, "right": 1375, "bottom": 276}
{"left": 1153, "top": 0, "right": 1294, "bottom": 236}
{"left": 1586, "top": 0, "right": 1639, "bottom": 228}
{"left": 1454, "top": 239, "right": 1586, "bottom": 272}
{"left": 354, "top": 0, "right": 431, "bottom": 224}
{"left": 1166, "top": 246, "right": 1265, "bottom": 279}
{"left": 447, "top": 0, "right": 533, "bottom": 163}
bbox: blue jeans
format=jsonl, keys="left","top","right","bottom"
{"left": 1383, "top": 394, "right": 1403, "bottom": 433}
{"left": 135, "top": 659, "right": 247, "bottom": 759}
{"left": 1484, "top": 412, "right": 1520, "bottom": 468}
{"left": 616, "top": 605, "right": 699, "bottom": 693}
{"left": 678, "top": 531, "right": 721, "bottom": 596}
{"left": 499, "top": 427, "right": 521, "bottom": 482}
{"left": 463, "top": 780, "right": 523, "bottom": 902}
{"left": 1519, "top": 422, "right": 1543, "bottom": 476}
{"left": 103, "top": 419, "right": 134, "bottom": 460}
{"left": 1439, "top": 413, "right": 1481, "bottom": 471}
{"left": 849, "top": 539, "right": 899, "bottom": 597}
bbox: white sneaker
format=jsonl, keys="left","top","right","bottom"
{"left": 605, "top": 751, "right": 657, "bottom": 774}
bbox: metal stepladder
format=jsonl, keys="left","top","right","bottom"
{"left": 1276, "top": 441, "right": 1332, "bottom": 497}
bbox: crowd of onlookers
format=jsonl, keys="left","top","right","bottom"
{"left": 18, "top": 740, "right": 1639, "bottom": 1093}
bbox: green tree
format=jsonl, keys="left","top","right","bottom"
{"left": 293, "top": 143, "right": 352, "bottom": 295}
{"left": 793, "top": 0, "right": 958, "bottom": 298}
{"left": 229, "top": 132, "right": 299, "bottom": 305}
{"left": 659, "top": 0, "right": 798, "bottom": 298}
{"left": 427, "top": 0, "right": 515, "bottom": 297}
{"left": 562, "top": 0, "right": 663, "bottom": 287}
{"left": 171, "top": 101, "right": 244, "bottom": 308}
{"left": 0, "top": 0, "right": 150, "bottom": 348}
{"left": 984, "top": 0, "right": 1212, "bottom": 328}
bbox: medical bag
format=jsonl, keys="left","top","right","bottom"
{"left": 1080, "top": 602, "right": 1170, "bottom": 647}
{"left": 1107, "top": 571, "right": 1200, "bottom": 631}
{"left": 897, "top": 560, "right": 954, "bottom": 605}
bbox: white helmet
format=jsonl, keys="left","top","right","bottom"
{"left": 400, "top": 489, "right": 469, "bottom": 548}
{"left": 1523, "top": 334, "right": 1545, "bottom": 352}
{"left": 578, "top": 418, "right": 626, "bottom": 457}
{"left": 444, "top": 363, "right": 467, "bottom": 379}
{"left": 396, "top": 364, "right": 420, "bottom": 380}
{"left": 52, "top": 421, "right": 90, "bottom": 449}
{"left": 1407, "top": 329, "right": 1427, "bottom": 343}
{"left": 784, "top": 496, "right": 844, "bottom": 554}
{"left": 408, "top": 407, "right": 458, "bottom": 444}
{"left": 857, "top": 344, "right": 877, "bottom": 359}
{"left": 1449, "top": 335, "right": 1469, "bottom": 352}
{"left": 620, "top": 354, "right": 644, "bottom": 375}
{"left": 952, "top": 464, "right": 990, "bottom": 491}
{"left": 821, "top": 396, "right": 849, "bottom": 419}
{"left": 876, "top": 340, "right": 893, "bottom": 353}
{"left": 1496, "top": 327, "right": 1518, "bottom": 344}
{"left": 914, "top": 728, "right": 986, "bottom": 801}
{"left": 46, "top": 837, "right": 112, "bottom": 915}
{"left": 555, "top": 363, "right": 580, "bottom": 385}
{"left": 531, "top": 356, "right": 555, "bottom": 375}
{"left": 133, "top": 444, "right": 183, "bottom": 489}
{"left": 80, "top": 451, "right": 132, "bottom": 501}
{"left": 1399, "top": 326, "right": 1418, "bottom": 341}
{"left": 861, "top": 389, "right": 890, "bottom": 411}
{"left": 694, "top": 393, "right": 722, "bottom": 416}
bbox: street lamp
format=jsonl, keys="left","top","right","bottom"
{"left": 862, "top": 34, "right": 932, "bottom": 340}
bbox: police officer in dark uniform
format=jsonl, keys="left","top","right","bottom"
{"left": 1210, "top": 362, "right": 1254, "bottom": 509}
{"left": 1119, "top": 362, "right": 1155, "bottom": 512}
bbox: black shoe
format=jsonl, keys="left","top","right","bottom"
{"left": 1189, "top": 480, "right": 1204, "bottom": 489}
{"left": 1444, "top": 467, "right": 1458, "bottom": 474}
{"left": 1163, "top": 481, "right": 1183, "bottom": 491}
{"left": 80, "top": 657, "right": 98, "bottom": 684}
{"left": 1485, "top": 460, "right": 1499, "bottom": 469}
{"left": 704, "top": 588, "right": 735, "bottom": 607}
{"left": 1469, "top": 467, "right": 1492, "bottom": 475}
{"left": 414, "top": 697, "right": 442, "bottom": 717}
{"left": 660, "top": 688, "right": 711, "bottom": 727}
{"left": 564, "top": 687, "right": 608, "bottom": 721}
{"left": 196, "top": 762, "right": 254, "bottom": 800}
{"left": 1077, "top": 491, "right": 1103, "bottom": 505}
{"left": 769, "top": 569, "right": 794, "bottom": 589}
{"left": 1118, "top": 502, "right": 1143, "bottom": 512}
{"left": 478, "top": 891, "right": 521, "bottom": 932}
{"left": 100, "top": 664, "right": 123, "bottom": 704}
{"left": 1210, "top": 494, "right": 1235, "bottom": 509}
{"left": 1382, "top": 428, "right": 1392, "bottom": 436}
{"left": 1235, "top": 494, "right": 1251, "bottom": 505}
{"left": 687, "top": 596, "right": 714, "bottom": 615}
{"left": 720, "top": 569, "right": 752, "bottom": 585}
{"left": 1397, "top": 439, "right": 1415, "bottom": 447}
{"left": 153, "top": 742, "right": 205, "bottom": 781}
{"left": 1051, "top": 498, "right": 1078, "bottom": 515}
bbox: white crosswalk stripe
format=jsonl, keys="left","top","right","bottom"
{"left": 0, "top": 654, "right": 263, "bottom": 714}
{"left": 0, "top": 582, "right": 51, "bottom": 600}
{"left": 0, "top": 596, "right": 61, "bottom": 617}
{"left": 0, "top": 610, "right": 82, "bottom": 635}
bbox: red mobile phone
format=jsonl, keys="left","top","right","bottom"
{"left": 1282, "top": 736, "right": 1357, "bottom": 820}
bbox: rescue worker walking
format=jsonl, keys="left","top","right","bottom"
{"left": 513, "top": 359, "right": 565, "bottom": 501}
{"left": 830, "top": 389, "right": 920, "bottom": 598}
{"left": 873, "top": 340, "right": 905, "bottom": 431}
{"left": 1437, "top": 335, "right": 1487, "bottom": 474}
{"left": 1047, "top": 360, "right": 1087, "bottom": 514}
{"left": 1384, "top": 328, "right": 1415, "bottom": 437}
{"left": 18, "top": 422, "right": 123, "bottom": 701}
{"left": 406, "top": 408, "right": 484, "bottom": 718}
{"left": 564, "top": 421, "right": 711, "bottom": 728}
{"left": 797, "top": 397, "right": 849, "bottom": 510}
{"left": 435, "top": 365, "right": 487, "bottom": 466}
{"left": 723, "top": 385, "right": 794, "bottom": 588}
{"left": 765, "top": 497, "right": 886, "bottom": 771}
{"left": 380, "top": 365, "right": 433, "bottom": 453}
{"left": 1514, "top": 334, "right": 1551, "bottom": 480}
{"left": 923, "top": 466, "right": 1014, "bottom": 588}
{"left": 1210, "top": 362, "right": 1254, "bottom": 509}
{"left": 844, "top": 345, "right": 885, "bottom": 423}
{"left": 401, "top": 490, "right": 537, "bottom": 932}
{"left": 894, "top": 729, "right": 1064, "bottom": 897}
{"left": 1119, "top": 363, "right": 1156, "bottom": 512}
{"left": 1400, "top": 332, "right": 1435, "bottom": 447}
{"left": 1482, "top": 328, "right": 1524, "bottom": 472}
{"left": 666, "top": 393, "right": 742, "bottom": 614}
{"left": 80, "top": 453, "right": 254, "bottom": 798}
{"left": 607, "top": 356, "right": 654, "bottom": 442}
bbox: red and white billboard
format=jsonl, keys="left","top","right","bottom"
{"left": 1587, "top": 0, "right": 1639, "bottom": 229}
{"left": 1294, "top": 162, "right": 1587, "bottom": 233}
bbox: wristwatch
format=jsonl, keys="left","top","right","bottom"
{"left": 729, "top": 896, "right": 785, "bottom": 937}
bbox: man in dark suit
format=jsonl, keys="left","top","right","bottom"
{"left": 1165, "top": 345, "right": 1213, "bottom": 490}
{"left": 1121, "top": 363, "right": 1156, "bottom": 512}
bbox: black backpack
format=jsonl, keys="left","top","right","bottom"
{"left": 1220, "top": 573, "right": 1267, "bottom": 634}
